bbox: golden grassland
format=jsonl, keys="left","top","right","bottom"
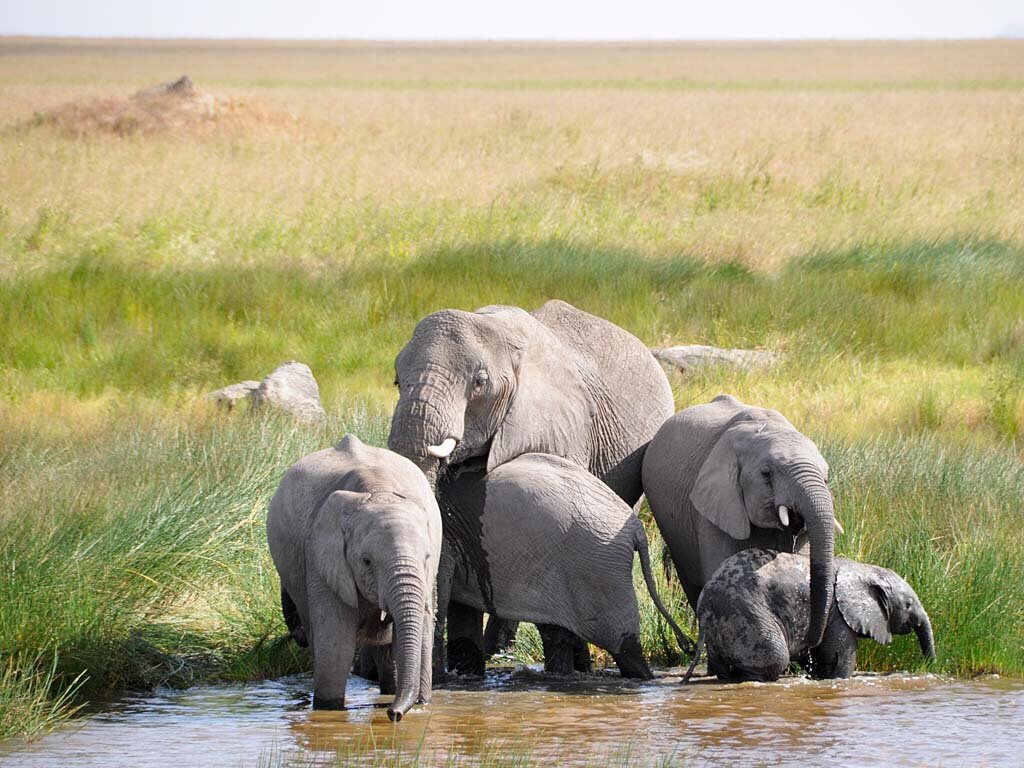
{"left": 0, "top": 38, "right": 1023, "bottom": 741}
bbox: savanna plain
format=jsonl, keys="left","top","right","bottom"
{"left": 1, "top": 38, "right": 1023, "bottom": 765}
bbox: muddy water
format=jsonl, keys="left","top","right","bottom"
{"left": 2, "top": 669, "right": 1021, "bottom": 767}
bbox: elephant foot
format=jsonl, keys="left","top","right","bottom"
{"left": 612, "top": 636, "right": 653, "bottom": 679}
{"left": 312, "top": 695, "right": 346, "bottom": 710}
{"left": 447, "top": 638, "right": 486, "bottom": 676}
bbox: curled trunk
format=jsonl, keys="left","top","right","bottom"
{"left": 794, "top": 476, "right": 836, "bottom": 648}
{"left": 385, "top": 565, "right": 426, "bottom": 722}
{"left": 915, "top": 613, "right": 936, "bottom": 659}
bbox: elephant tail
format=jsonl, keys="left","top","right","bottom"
{"left": 682, "top": 628, "right": 705, "bottom": 684}
{"left": 634, "top": 520, "right": 695, "bottom": 657}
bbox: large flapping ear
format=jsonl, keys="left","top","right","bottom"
{"left": 486, "top": 320, "right": 594, "bottom": 472}
{"left": 310, "top": 489, "right": 369, "bottom": 609}
{"left": 688, "top": 421, "right": 766, "bottom": 540}
{"left": 836, "top": 563, "right": 893, "bottom": 645}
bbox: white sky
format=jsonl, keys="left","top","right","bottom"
{"left": 1, "top": 0, "right": 1022, "bottom": 40}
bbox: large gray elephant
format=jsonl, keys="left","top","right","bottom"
{"left": 267, "top": 435, "right": 442, "bottom": 721}
{"left": 642, "top": 394, "right": 840, "bottom": 649}
{"left": 388, "top": 299, "right": 675, "bottom": 669}
{"left": 388, "top": 299, "right": 674, "bottom": 505}
{"left": 685, "top": 549, "right": 935, "bottom": 682}
{"left": 436, "top": 453, "right": 691, "bottom": 678}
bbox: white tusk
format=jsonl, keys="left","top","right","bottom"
{"left": 381, "top": 610, "right": 388, "bottom": 622}
{"left": 427, "top": 437, "right": 457, "bottom": 458}
{"left": 778, "top": 505, "right": 790, "bottom": 527}
{"left": 833, "top": 517, "right": 845, "bottom": 535}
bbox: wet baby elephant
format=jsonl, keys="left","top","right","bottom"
{"left": 437, "top": 453, "right": 691, "bottom": 679}
{"left": 267, "top": 435, "right": 442, "bottom": 721}
{"left": 685, "top": 549, "right": 935, "bottom": 683}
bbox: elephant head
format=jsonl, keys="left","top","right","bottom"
{"left": 314, "top": 489, "right": 441, "bottom": 721}
{"left": 836, "top": 562, "right": 935, "bottom": 659}
{"left": 388, "top": 305, "right": 592, "bottom": 482}
{"left": 689, "top": 409, "right": 837, "bottom": 647}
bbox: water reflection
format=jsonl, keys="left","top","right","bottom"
{"left": 2, "top": 668, "right": 1021, "bottom": 767}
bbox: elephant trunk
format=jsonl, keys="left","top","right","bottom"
{"left": 792, "top": 470, "right": 836, "bottom": 648}
{"left": 388, "top": 383, "right": 456, "bottom": 487}
{"left": 384, "top": 560, "right": 427, "bottom": 722}
{"left": 915, "top": 612, "right": 936, "bottom": 660}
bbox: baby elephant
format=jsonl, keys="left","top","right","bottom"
{"left": 267, "top": 435, "right": 442, "bottom": 721}
{"left": 685, "top": 549, "right": 935, "bottom": 683}
{"left": 438, "top": 453, "right": 691, "bottom": 679}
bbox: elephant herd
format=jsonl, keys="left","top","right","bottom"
{"left": 266, "top": 300, "right": 935, "bottom": 722}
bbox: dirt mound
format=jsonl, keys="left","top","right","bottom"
{"left": 28, "top": 76, "right": 293, "bottom": 137}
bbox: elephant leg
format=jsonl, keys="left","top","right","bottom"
{"left": 483, "top": 616, "right": 520, "bottom": 657}
{"left": 611, "top": 636, "right": 653, "bottom": 680}
{"left": 809, "top": 618, "right": 858, "bottom": 679}
{"left": 446, "top": 602, "right": 485, "bottom": 676}
{"left": 352, "top": 645, "right": 379, "bottom": 682}
{"left": 572, "top": 633, "right": 592, "bottom": 673}
{"left": 308, "top": 581, "right": 358, "bottom": 709}
{"left": 537, "top": 624, "right": 580, "bottom": 675}
{"left": 373, "top": 643, "right": 396, "bottom": 695}
{"left": 433, "top": 543, "right": 455, "bottom": 680}
{"left": 281, "top": 585, "right": 308, "bottom": 648}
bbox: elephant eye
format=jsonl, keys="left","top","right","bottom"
{"left": 362, "top": 556, "right": 372, "bottom": 567}
{"left": 474, "top": 370, "right": 489, "bottom": 389}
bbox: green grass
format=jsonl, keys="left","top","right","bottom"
{"left": 1, "top": 236, "right": 1023, "bottom": 741}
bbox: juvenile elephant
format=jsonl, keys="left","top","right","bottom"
{"left": 436, "top": 453, "right": 691, "bottom": 679}
{"left": 267, "top": 435, "right": 442, "bottom": 721}
{"left": 642, "top": 394, "right": 841, "bottom": 648}
{"left": 684, "top": 549, "right": 935, "bottom": 682}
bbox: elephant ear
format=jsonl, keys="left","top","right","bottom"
{"left": 487, "top": 327, "right": 593, "bottom": 472}
{"left": 836, "top": 564, "right": 893, "bottom": 645}
{"left": 309, "top": 489, "right": 368, "bottom": 609}
{"left": 688, "top": 421, "right": 766, "bottom": 540}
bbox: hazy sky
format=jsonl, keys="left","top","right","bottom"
{"left": 2, "top": 0, "right": 1022, "bottom": 40}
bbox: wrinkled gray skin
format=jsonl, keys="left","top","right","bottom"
{"left": 388, "top": 299, "right": 674, "bottom": 669}
{"left": 388, "top": 299, "right": 674, "bottom": 504}
{"left": 437, "top": 453, "right": 691, "bottom": 678}
{"left": 267, "top": 435, "right": 442, "bottom": 721}
{"left": 686, "top": 549, "right": 935, "bottom": 682}
{"left": 643, "top": 394, "right": 838, "bottom": 649}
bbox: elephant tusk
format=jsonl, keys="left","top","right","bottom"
{"left": 833, "top": 516, "right": 845, "bottom": 535}
{"left": 778, "top": 505, "right": 790, "bottom": 527}
{"left": 427, "top": 437, "right": 457, "bottom": 458}
{"left": 380, "top": 610, "right": 388, "bottom": 623}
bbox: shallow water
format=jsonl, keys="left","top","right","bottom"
{"left": 2, "top": 668, "right": 1021, "bottom": 767}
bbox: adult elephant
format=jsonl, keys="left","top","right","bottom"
{"left": 388, "top": 300, "right": 675, "bottom": 671}
{"left": 642, "top": 395, "right": 840, "bottom": 649}
{"left": 388, "top": 299, "right": 674, "bottom": 504}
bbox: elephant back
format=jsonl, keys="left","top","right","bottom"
{"left": 532, "top": 300, "right": 675, "bottom": 502}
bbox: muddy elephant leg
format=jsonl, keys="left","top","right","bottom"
{"left": 446, "top": 602, "right": 485, "bottom": 676}
{"left": 374, "top": 643, "right": 396, "bottom": 695}
{"left": 433, "top": 539, "right": 456, "bottom": 679}
{"left": 281, "top": 585, "right": 308, "bottom": 647}
{"left": 611, "top": 635, "right": 653, "bottom": 679}
{"left": 809, "top": 616, "right": 858, "bottom": 679}
{"left": 537, "top": 624, "right": 581, "bottom": 675}
{"left": 572, "top": 633, "right": 592, "bottom": 673}
{"left": 483, "top": 616, "right": 520, "bottom": 657}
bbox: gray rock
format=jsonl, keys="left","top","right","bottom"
{"left": 250, "top": 361, "right": 326, "bottom": 422}
{"left": 652, "top": 345, "right": 780, "bottom": 375}
{"left": 208, "top": 380, "right": 261, "bottom": 411}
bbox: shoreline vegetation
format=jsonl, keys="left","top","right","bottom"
{"left": 1, "top": 38, "right": 1022, "bottom": 745}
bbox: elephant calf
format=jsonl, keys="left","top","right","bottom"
{"left": 437, "top": 453, "right": 691, "bottom": 679}
{"left": 267, "top": 435, "right": 442, "bottom": 721}
{"left": 685, "top": 549, "right": 935, "bottom": 683}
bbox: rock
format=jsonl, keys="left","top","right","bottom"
{"left": 250, "top": 361, "right": 327, "bottom": 422}
{"left": 652, "top": 345, "right": 780, "bottom": 375}
{"left": 208, "top": 380, "right": 261, "bottom": 411}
